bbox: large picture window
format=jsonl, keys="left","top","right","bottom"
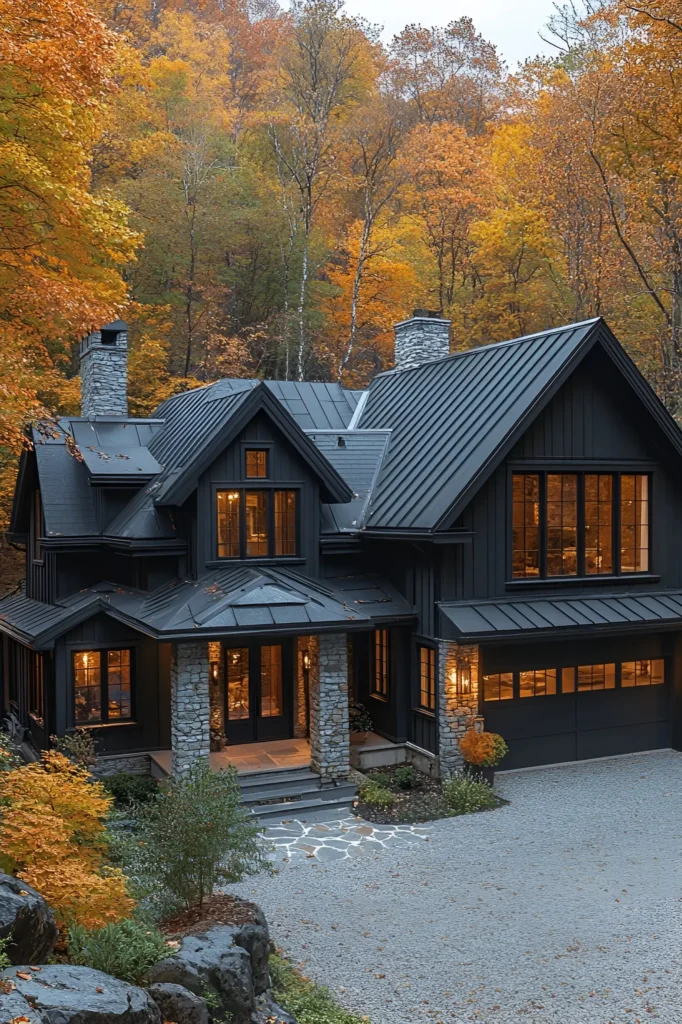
{"left": 511, "top": 472, "right": 650, "bottom": 579}
{"left": 73, "top": 649, "right": 132, "bottom": 725}
{"left": 217, "top": 489, "right": 298, "bottom": 559}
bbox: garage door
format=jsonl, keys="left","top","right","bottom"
{"left": 481, "top": 658, "right": 672, "bottom": 769}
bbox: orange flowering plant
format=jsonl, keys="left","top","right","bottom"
{"left": 458, "top": 728, "right": 508, "bottom": 767}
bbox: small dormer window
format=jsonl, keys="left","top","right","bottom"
{"left": 245, "top": 450, "right": 268, "bottom": 478}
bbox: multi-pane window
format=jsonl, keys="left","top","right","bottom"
{"left": 512, "top": 474, "right": 540, "bottom": 577}
{"left": 621, "top": 659, "right": 664, "bottom": 687}
{"left": 546, "top": 475, "right": 577, "bottom": 576}
{"left": 245, "top": 449, "right": 268, "bottom": 478}
{"left": 418, "top": 646, "right": 436, "bottom": 711}
{"left": 482, "top": 672, "right": 513, "bottom": 701}
{"left": 216, "top": 490, "right": 298, "bottom": 559}
{"left": 520, "top": 668, "right": 557, "bottom": 698}
{"left": 73, "top": 649, "right": 132, "bottom": 725}
{"left": 260, "top": 645, "right": 283, "bottom": 717}
{"left": 621, "top": 475, "right": 649, "bottom": 572}
{"left": 577, "top": 663, "right": 615, "bottom": 691}
{"left": 511, "top": 472, "right": 650, "bottom": 579}
{"left": 373, "top": 629, "right": 389, "bottom": 698}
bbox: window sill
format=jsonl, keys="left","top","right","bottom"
{"left": 505, "top": 573, "right": 661, "bottom": 591}
{"left": 77, "top": 721, "right": 138, "bottom": 730}
{"left": 370, "top": 693, "right": 389, "bottom": 703}
{"left": 206, "top": 557, "right": 305, "bottom": 568}
{"left": 412, "top": 706, "right": 436, "bottom": 718}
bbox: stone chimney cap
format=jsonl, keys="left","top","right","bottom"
{"left": 411, "top": 308, "right": 443, "bottom": 319}
{"left": 101, "top": 319, "right": 128, "bottom": 332}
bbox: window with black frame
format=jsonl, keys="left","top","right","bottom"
{"left": 73, "top": 649, "right": 132, "bottom": 724}
{"left": 417, "top": 645, "right": 436, "bottom": 711}
{"left": 217, "top": 489, "right": 298, "bottom": 559}
{"left": 372, "top": 629, "right": 389, "bottom": 698}
{"left": 483, "top": 658, "right": 664, "bottom": 700}
{"left": 511, "top": 471, "right": 650, "bottom": 579}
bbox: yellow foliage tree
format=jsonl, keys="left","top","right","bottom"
{"left": 0, "top": 753, "right": 134, "bottom": 931}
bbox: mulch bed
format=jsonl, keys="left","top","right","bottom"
{"left": 162, "top": 894, "right": 260, "bottom": 937}
{"left": 353, "top": 764, "right": 506, "bottom": 825}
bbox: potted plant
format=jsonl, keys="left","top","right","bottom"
{"left": 458, "top": 727, "right": 508, "bottom": 784}
{"left": 349, "top": 702, "right": 373, "bottom": 745}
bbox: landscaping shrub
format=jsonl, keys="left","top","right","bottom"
{"left": 358, "top": 780, "right": 395, "bottom": 808}
{"left": 101, "top": 772, "right": 158, "bottom": 807}
{"left": 458, "top": 728, "right": 508, "bottom": 767}
{"left": 394, "top": 765, "right": 419, "bottom": 790}
{"left": 442, "top": 772, "right": 498, "bottom": 815}
{"left": 50, "top": 730, "right": 98, "bottom": 768}
{"left": 270, "top": 953, "right": 367, "bottom": 1024}
{"left": 0, "top": 731, "right": 21, "bottom": 775}
{"left": 124, "top": 762, "right": 269, "bottom": 916}
{"left": 0, "top": 751, "right": 134, "bottom": 931}
{"left": 68, "top": 919, "right": 169, "bottom": 984}
{"left": 0, "top": 937, "right": 11, "bottom": 971}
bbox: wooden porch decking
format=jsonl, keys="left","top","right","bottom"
{"left": 150, "top": 731, "right": 402, "bottom": 777}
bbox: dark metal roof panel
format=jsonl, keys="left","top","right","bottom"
{"left": 439, "top": 590, "right": 682, "bottom": 641}
{"left": 264, "top": 381, "right": 358, "bottom": 429}
{"left": 34, "top": 442, "right": 98, "bottom": 537}
{"left": 307, "top": 430, "right": 391, "bottom": 532}
{"left": 359, "top": 320, "right": 600, "bottom": 530}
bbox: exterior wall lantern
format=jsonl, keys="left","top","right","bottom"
{"left": 210, "top": 661, "right": 221, "bottom": 683}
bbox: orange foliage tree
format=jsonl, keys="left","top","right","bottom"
{"left": 0, "top": 752, "right": 134, "bottom": 931}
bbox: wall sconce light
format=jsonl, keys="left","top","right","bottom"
{"left": 450, "top": 663, "right": 472, "bottom": 698}
{"left": 210, "top": 661, "right": 220, "bottom": 682}
{"left": 302, "top": 652, "right": 311, "bottom": 672}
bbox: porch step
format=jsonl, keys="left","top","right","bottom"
{"left": 238, "top": 768, "right": 357, "bottom": 823}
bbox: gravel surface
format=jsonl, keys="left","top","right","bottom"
{"left": 236, "top": 751, "right": 682, "bottom": 1024}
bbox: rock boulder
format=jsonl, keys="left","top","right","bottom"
{"left": 0, "top": 875, "right": 58, "bottom": 965}
{"left": 147, "top": 983, "right": 209, "bottom": 1024}
{"left": 1, "top": 965, "right": 161, "bottom": 1024}
{"left": 0, "top": 986, "right": 43, "bottom": 1024}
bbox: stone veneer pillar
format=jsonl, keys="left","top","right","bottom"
{"left": 437, "top": 640, "right": 481, "bottom": 777}
{"left": 310, "top": 633, "right": 350, "bottom": 780}
{"left": 79, "top": 322, "right": 128, "bottom": 417}
{"left": 208, "top": 640, "right": 225, "bottom": 747}
{"left": 294, "top": 636, "right": 317, "bottom": 739}
{"left": 170, "top": 641, "right": 210, "bottom": 776}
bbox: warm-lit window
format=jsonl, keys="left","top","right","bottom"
{"left": 245, "top": 491, "right": 268, "bottom": 556}
{"left": 585, "top": 474, "right": 613, "bottom": 574}
{"left": 621, "top": 659, "right": 664, "bottom": 687}
{"left": 418, "top": 646, "right": 436, "bottom": 710}
{"left": 226, "top": 648, "right": 249, "bottom": 720}
{"left": 621, "top": 475, "right": 649, "bottom": 572}
{"left": 373, "top": 629, "right": 389, "bottom": 697}
{"left": 482, "top": 672, "right": 513, "bottom": 701}
{"left": 260, "top": 645, "right": 283, "bottom": 717}
{"left": 245, "top": 450, "right": 268, "bottom": 478}
{"left": 577, "top": 663, "right": 615, "bottom": 691}
{"left": 274, "top": 491, "right": 297, "bottom": 556}
{"left": 562, "top": 667, "right": 576, "bottom": 692}
{"left": 217, "top": 491, "right": 240, "bottom": 558}
{"left": 73, "top": 649, "right": 131, "bottom": 725}
{"left": 511, "top": 471, "right": 650, "bottom": 579}
{"left": 512, "top": 474, "right": 540, "bottom": 578}
{"left": 217, "top": 490, "right": 298, "bottom": 559}
{"left": 546, "top": 475, "right": 578, "bottom": 576}
{"left": 520, "top": 668, "right": 557, "bottom": 697}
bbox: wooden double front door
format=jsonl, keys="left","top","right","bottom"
{"left": 224, "top": 641, "right": 293, "bottom": 743}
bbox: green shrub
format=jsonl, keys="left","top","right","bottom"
{"left": 442, "top": 772, "right": 498, "bottom": 815}
{"left": 358, "top": 780, "right": 395, "bottom": 808}
{"left": 270, "top": 953, "right": 367, "bottom": 1024}
{"left": 123, "top": 762, "right": 270, "bottom": 915}
{"left": 67, "top": 919, "right": 170, "bottom": 984}
{"left": 49, "top": 730, "right": 97, "bottom": 768}
{"left": 394, "top": 765, "right": 419, "bottom": 790}
{"left": 101, "top": 772, "right": 158, "bottom": 807}
{"left": 0, "top": 936, "right": 12, "bottom": 971}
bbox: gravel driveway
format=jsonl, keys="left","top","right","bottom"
{"left": 236, "top": 751, "right": 682, "bottom": 1024}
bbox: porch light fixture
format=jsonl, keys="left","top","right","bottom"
{"left": 450, "top": 664, "right": 472, "bottom": 698}
{"left": 302, "top": 652, "right": 311, "bottom": 671}
{"left": 210, "top": 661, "right": 220, "bottom": 682}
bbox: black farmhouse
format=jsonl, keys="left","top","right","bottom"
{"left": 2, "top": 313, "right": 682, "bottom": 783}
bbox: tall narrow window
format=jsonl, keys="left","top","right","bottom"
{"left": 245, "top": 450, "right": 268, "bottom": 478}
{"left": 373, "top": 629, "right": 389, "bottom": 698}
{"left": 217, "top": 491, "right": 240, "bottom": 558}
{"left": 585, "top": 474, "right": 613, "bottom": 574}
{"left": 260, "top": 645, "right": 282, "bottom": 717}
{"left": 418, "top": 646, "right": 436, "bottom": 711}
{"left": 621, "top": 474, "right": 649, "bottom": 572}
{"left": 274, "top": 491, "right": 297, "bottom": 555}
{"left": 226, "top": 648, "right": 250, "bottom": 720}
{"left": 73, "top": 649, "right": 132, "bottom": 724}
{"left": 512, "top": 473, "right": 540, "bottom": 578}
{"left": 245, "top": 491, "right": 268, "bottom": 556}
{"left": 546, "top": 474, "right": 578, "bottom": 576}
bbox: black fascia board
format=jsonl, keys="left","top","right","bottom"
{"left": 156, "top": 383, "right": 354, "bottom": 507}
{"left": 433, "top": 318, "right": 605, "bottom": 531}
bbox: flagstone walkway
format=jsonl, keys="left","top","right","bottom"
{"left": 263, "top": 816, "right": 431, "bottom": 865}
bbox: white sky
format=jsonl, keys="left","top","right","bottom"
{"left": 341, "top": 0, "right": 560, "bottom": 69}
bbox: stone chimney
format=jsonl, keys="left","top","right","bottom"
{"left": 79, "top": 320, "right": 128, "bottom": 417}
{"left": 393, "top": 309, "right": 451, "bottom": 371}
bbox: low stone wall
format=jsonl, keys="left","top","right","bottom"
{"left": 94, "top": 753, "right": 152, "bottom": 777}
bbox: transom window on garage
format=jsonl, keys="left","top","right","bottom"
{"left": 511, "top": 472, "right": 650, "bottom": 579}
{"left": 483, "top": 658, "right": 664, "bottom": 700}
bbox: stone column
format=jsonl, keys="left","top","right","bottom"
{"left": 437, "top": 641, "right": 480, "bottom": 777}
{"left": 294, "top": 636, "right": 317, "bottom": 739}
{"left": 208, "top": 641, "right": 225, "bottom": 749}
{"left": 310, "top": 633, "right": 350, "bottom": 780}
{"left": 170, "top": 641, "right": 210, "bottom": 776}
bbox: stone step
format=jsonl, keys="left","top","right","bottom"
{"left": 248, "top": 789, "right": 357, "bottom": 824}
{"left": 243, "top": 779, "right": 356, "bottom": 809}
{"left": 239, "top": 770, "right": 323, "bottom": 803}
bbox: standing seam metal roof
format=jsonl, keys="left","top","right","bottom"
{"left": 358, "top": 320, "right": 601, "bottom": 530}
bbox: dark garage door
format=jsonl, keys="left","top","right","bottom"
{"left": 481, "top": 657, "right": 672, "bottom": 770}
